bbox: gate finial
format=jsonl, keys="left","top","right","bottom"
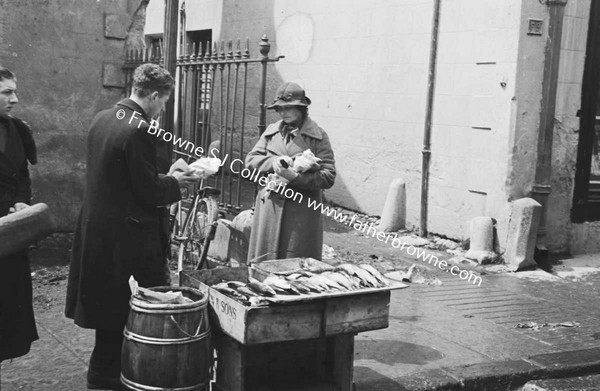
{"left": 259, "top": 35, "right": 270, "bottom": 59}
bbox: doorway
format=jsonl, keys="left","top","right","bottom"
{"left": 572, "top": 0, "right": 600, "bottom": 222}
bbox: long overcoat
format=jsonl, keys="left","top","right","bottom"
{"left": 245, "top": 117, "right": 335, "bottom": 262}
{"left": 65, "top": 99, "right": 181, "bottom": 331}
{"left": 0, "top": 115, "right": 38, "bottom": 361}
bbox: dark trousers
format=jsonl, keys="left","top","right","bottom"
{"left": 88, "top": 329, "right": 123, "bottom": 380}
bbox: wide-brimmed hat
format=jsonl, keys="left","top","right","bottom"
{"left": 267, "top": 82, "right": 311, "bottom": 109}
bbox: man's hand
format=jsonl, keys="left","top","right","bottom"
{"left": 9, "top": 202, "right": 29, "bottom": 214}
{"left": 170, "top": 170, "right": 201, "bottom": 185}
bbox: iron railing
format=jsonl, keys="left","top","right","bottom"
{"left": 122, "top": 35, "right": 282, "bottom": 215}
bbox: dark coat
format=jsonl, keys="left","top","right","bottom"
{"left": 65, "top": 99, "right": 181, "bottom": 331}
{"left": 0, "top": 115, "right": 38, "bottom": 361}
{"left": 245, "top": 117, "right": 335, "bottom": 262}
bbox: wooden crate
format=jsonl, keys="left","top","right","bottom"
{"left": 180, "top": 266, "right": 392, "bottom": 345}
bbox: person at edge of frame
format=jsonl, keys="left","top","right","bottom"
{"left": 64, "top": 63, "right": 200, "bottom": 390}
{"left": 0, "top": 66, "right": 39, "bottom": 368}
{"left": 245, "top": 81, "right": 336, "bottom": 263}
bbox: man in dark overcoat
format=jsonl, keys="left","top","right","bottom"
{"left": 0, "top": 66, "right": 39, "bottom": 364}
{"left": 65, "top": 63, "right": 199, "bottom": 390}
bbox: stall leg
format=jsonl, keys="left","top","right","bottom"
{"left": 328, "top": 333, "right": 356, "bottom": 391}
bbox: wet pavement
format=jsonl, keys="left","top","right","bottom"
{"left": 2, "top": 221, "right": 600, "bottom": 390}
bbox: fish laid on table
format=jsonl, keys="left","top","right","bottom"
{"left": 321, "top": 271, "right": 355, "bottom": 290}
{"left": 293, "top": 277, "right": 323, "bottom": 293}
{"left": 263, "top": 274, "right": 300, "bottom": 294}
{"left": 236, "top": 285, "right": 261, "bottom": 298}
{"left": 248, "top": 277, "right": 277, "bottom": 296}
{"left": 212, "top": 282, "right": 250, "bottom": 304}
{"left": 226, "top": 281, "right": 247, "bottom": 289}
{"left": 288, "top": 279, "right": 313, "bottom": 294}
{"left": 358, "top": 264, "right": 389, "bottom": 286}
{"left": 300, "top": 258, "right": 336, "bottom": 273}
{"left": 335, "top": 264, "right": 379, "bottom": 287}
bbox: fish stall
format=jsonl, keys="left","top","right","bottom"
{"left": 180, "top": 257, "right": 407, "bottom": 391}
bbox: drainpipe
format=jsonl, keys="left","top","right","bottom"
{"left": 420, "top": 0, "right": 442, "bottom": 237}
{"left": 531, "top": 0, "right": 568, "bottom": 255}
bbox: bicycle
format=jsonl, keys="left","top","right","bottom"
{"left": 169, "top": 153, "right": 222, "bottom": 271}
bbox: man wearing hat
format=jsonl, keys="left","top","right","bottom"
{"left": 245, "top": 82, "right": 336, "bottom": 262}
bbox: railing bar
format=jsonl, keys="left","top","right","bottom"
{"left": 224, "top": 64, "right": 232, "bottom": 209}
{"left": 237, "top": 61, "right": 248, "bottom": 209}
{"left": 229, "top": 62, "right": 240, "bottom": 209}
{"left": 206, "top": 62, "right": 217, "bottom": 189}
{"left": 178, "top": 58, "right": 282, "bottom": 66}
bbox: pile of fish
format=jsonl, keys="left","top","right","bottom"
{"left": 211, "top": 261, "right": 389, "bottom": 306}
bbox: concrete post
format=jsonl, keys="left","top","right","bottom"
{"left": 464, "top": 217, "right": 496, "bottom": 264}
{"left": 378, "top": 178, "right": 406, "bottom": 232}
{"left": 505, "top": 198, "right": 542, "bottom": 271}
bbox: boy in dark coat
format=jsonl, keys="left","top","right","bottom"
{"left": 65, "top": 64, "right": 199, "bottom": 390}
{"left": 0, "top": 67, "right": 39, "bottom": 363}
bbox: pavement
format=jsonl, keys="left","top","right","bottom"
{"left": 2, "top": 220, "right": 600, "bottom": 391}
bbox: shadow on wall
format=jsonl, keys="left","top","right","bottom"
{"left": 217, "top": 0, "right": 361, "bottom": 213}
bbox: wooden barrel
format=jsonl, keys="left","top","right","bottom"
{"left": 121, "top": 286, "right": 211, "bottom": 391}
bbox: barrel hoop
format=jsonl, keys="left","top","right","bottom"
{"left": 123, "top": 328, "right": 211, "bottom": 345}
{"left": 120, "top": 374, "right": 208, "bottom": 391}
{"left": 130, "top": 304, "right": 207, "bottom": 314}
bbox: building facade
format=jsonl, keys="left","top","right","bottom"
{"left": 149, "top": 0, "right": 596, "bottom": 255}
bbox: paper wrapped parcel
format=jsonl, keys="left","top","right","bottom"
{"left": 171, "top": 157, "right": 221, "bottom": 179}
{"left": 128, "top": 276, "right": 193, "bottom": 304}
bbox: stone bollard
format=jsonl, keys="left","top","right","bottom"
{"left": 505, "top": 198, "right": 542, "bottom": 271}
{"left": 378, "top": 178, "right": 406, "bottom": 232}
{"left": 464, "top": 216, "right": 496, "bottom": 264}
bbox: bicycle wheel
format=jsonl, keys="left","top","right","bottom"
{"left": 178, "top": 196, "right": 219, "bottom": 270}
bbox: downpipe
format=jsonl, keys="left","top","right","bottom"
{"left": 420, "top": 0, "right": 442, "bottom": 237}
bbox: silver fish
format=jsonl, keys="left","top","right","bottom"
{"left": 212, "top": 283, "right": 249, "bottom": 303}
{"left": 236, "top": 286, "right": 260, "bottom": 297}
{"left": 263, "top": 274, "right": 293, "bottom": 291}
{"left": 309, "top": 274, "right": 343, "bottom": 291}
{"left": 295, "top": 277, "right": 323, "bottom": 292}
{"left": 322, "top": 271, "right": 354, "bottom": 290}
{"left": 335, "top": 263, "right": 379, "bottom": 287}
{"left": 288, "top": 280, "right": 313, "bottom": 294}
{"left": 227, "top": 281, "right": 247, "bottom": 289}
{"left": 248, "top": 277, "right": 277, "bottom": 296}
{"left": 358, "top": 264, "right": 389, "bottom": 286}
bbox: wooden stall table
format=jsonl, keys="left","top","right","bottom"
{"left": 180, "top": 259, "right": 407, "bottom": 391}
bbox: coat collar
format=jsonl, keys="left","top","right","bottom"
{"left": 263, "top": 117, "right": 322, "bottom": 140}
{"left": 117, "top": 98, "right": 150, "bottom": 122}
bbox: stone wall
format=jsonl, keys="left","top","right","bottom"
{"left": 0, "top": 0, "right": 146, "bottom": 231}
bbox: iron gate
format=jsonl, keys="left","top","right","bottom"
{"left": 123, "top": 35, "right": 282, "bottom": 215}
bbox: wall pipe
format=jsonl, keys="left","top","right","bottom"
{"left": 420, "top": 0, "right": 442, "bottom": 237}
{"left": 531, "top": 0, "right": 568, "bottom": 254}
